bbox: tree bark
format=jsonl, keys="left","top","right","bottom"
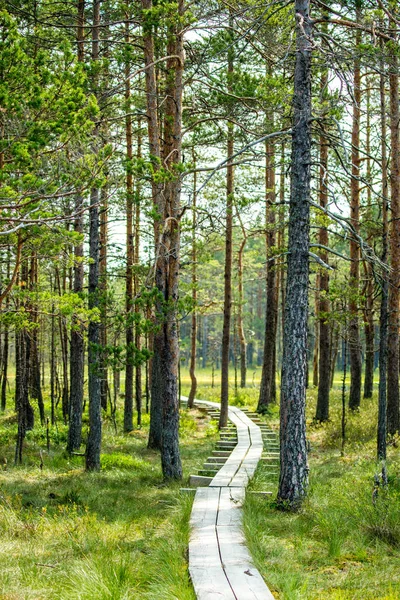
{"left": 348, "top": 7, "right": 362, "bottom": 411}
{"left": 159, "top": 1, "right": 184, "bottom": 479}
{"left": 124, "top": 7, "right": 134, "bottom": 433}
{"left": 68, "top": 0, "right": 86, "bottom": 453}
{"left": 188, "top": 157, "right": 198, "bottom": 408}
{"left": 378, "top": 59, "right": 389, "bottom": 460}
{"left": 142, "top": 0, "right": 163, "bottom": 450}
{"left": 258, "top": 140, "right": 277, "bottom": 411}
{"left": 15, "top": 263, "right": 34, "bottom": 464}
{"left": 85, "top": 0, "right": 102, "bottom": 471}
{"left": 219, "top": 18, "right": 234, "bottom": 430}
{"left": 387, "top": 28, "right": 400, "bottom": 435}
{"left": 315, "top": 131, "right": 330, "bottom": 422}
{"left": 135, "top": 124, "right": 142, "bottom": 428}
{"left": 29, "top": 255, "right": 45, "bottom": 424}
{"left": 363, "top": 82, "right": 374, "bottom": 399}
{"left": 1, "top": 248, "right": 10, "bottom": 412}
{"left": 278, "top": 0, "right": 311, "bottom": 509}
{"left": 99, "top": 183, "right": 108, "bottom": 411}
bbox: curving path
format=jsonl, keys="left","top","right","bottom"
{"left": 181, "top": 396, "right": 276, "bottom": 600}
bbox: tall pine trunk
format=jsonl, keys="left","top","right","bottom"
{"left": 315, "top": 130, "right": 330, "bottom": 421}
{"left": 85, "top": 0, "right": 102, "bottom": 471}
{"left": 124, "top": 6, "right": 134, "bottom": 433}
{"left": 68, "top": 0, "right": 86, "bottom": 453}
{"left": 142, "top": 0, "right": 163, "bottom": 450}
{"left": 258, "top": 140, "right": 277, "bottom": 411}
{"left": 219, "top": 18, "right": 234, "bottom": 429}
{"left": 378, "top": 59, "right": 389, "bottom": 460}
{"left": 188, "top": 159, "right": 198, "bottom": 408}
{"left": 387, "top": 30, "right": 400, "bottom": 435}
{"left": 363, "top": 82, "right": 374, "bottom": 399}
{"left": 159, "top": 1, "right": 184, "bottom": 479}
{"left": 237, "top": 216, "right": 247, "bottom": 389}
{"left": 278, "top": 0, "right": 311, "bottom": 508}
{"left": 348, "top": 9, "right": 362, "bottom": 411}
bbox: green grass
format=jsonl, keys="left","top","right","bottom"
{"left": 182, "top": 368, "right": 400, "bottom": 599}
{"left": 0, "top": 401, "right": 217, "bottom": 599}
{"left": 1, "top": 368, "right": 399, "bottom": 599}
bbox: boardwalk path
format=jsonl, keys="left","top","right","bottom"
{"left": 181, "top": 396, "right": 276, "bottom": 600}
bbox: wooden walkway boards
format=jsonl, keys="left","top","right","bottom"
{"left": 181, "top": 396, "right": 275, "bottom": 600}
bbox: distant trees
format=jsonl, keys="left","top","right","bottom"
{"left": 1, "top": 0, "right": 400, "bottom": 499}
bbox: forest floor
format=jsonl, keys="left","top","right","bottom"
{"left": 0, "top": 368, "right": 399, "bottom": 599}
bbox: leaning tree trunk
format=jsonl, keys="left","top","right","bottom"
{"left": 387, "top": 31, "right": 400, "bottom": 435}
{"left": 348, "top": 8, "right": 362, "bottom": 411}
{"left": 258, "top": 139, "right": 277, "bottom": 412}
{"left": 85, "top": 0, "right": 102, "bottom": 471}
{"left": 278, "top": 0, "right": 311, "bottom": 509}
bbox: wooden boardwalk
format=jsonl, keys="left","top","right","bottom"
{"left": 181, "top": 397, "right": 275, "bottom": 600}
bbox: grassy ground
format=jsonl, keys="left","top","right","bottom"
{"left": 181, "top": 369, "right": 400, "bottom": 600}
{"left": 1, "top": 367, "right": 399, "bottom": 599}
{"left": 0, "top": 400, "right": 218, "bottom": 599}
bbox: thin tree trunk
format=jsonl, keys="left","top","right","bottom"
{"left": 124, "top": 6, "right": 134, "bottom": 432}
{"left": 258, "top": 140, "right": 277, "bottom": 411}
{"left": 348, "top": 7, "right": 362, "bottom": 411}
{"left": 85, "top": 0, "right": 102, "bottom": 471}
{"left": 387, "top": 27, "right": 400, "bottom": 435}
{"left": 68, "top": 0, "right": 85, "bottom": 453}
{"left": 188, "top": 155, "right": 198, "bottom": 408}
{"left": 142, "top": 0, "right": 163, "bottom": 450}
{"left": 237, "top": 215, "right": 247, "bottom": 389}
{"left": 378, "top": 59, "right": 389, "bottom": 460}
{"left": 15, "top": 263, "right": 34, "bottom": 464}
{"left": 363, "top": 82, "right": 374, "bottom": 399}
{"left": 312, "top": 277, "right": 319, "bottom": 388}
{"left": 278, "top": 0, "right": 311, "bottom": 508}
{"left": 1, "top": 248, "right": 10, "bottom": 412}
{"left": 55, "top": 267, "right": 69, "bottom": 424}
{"left": 330, "top": 325, "right": 339, "bottom": 389}
{"left": 219, "top": 17, "right": 234, "bottom": 430}
{"left": 99, "top": 183, "right": 108, "bottom": 411}
{"left": 29, "top": 255, "right": 45, "bottom": 424}
{"left": 159, "top": 1, "right": 184, "bottom": 479}
{"left": 50, "top": 291, "right": 56, "bottom": 426}
{"left": 135, "top": 121, "right": 142, "bottom": 427}
{"left": 315, "top": 129, "right": 330, "bottom": 421}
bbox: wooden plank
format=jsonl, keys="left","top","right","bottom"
{"left": 217, "top": 487, "right": 245, "bottom": 527}
{"left": 190, "top": 488, "right": 236, "bottom": 600}
{"left": 186, "top": 396, "right": 276, "bottom": 600}
{"left": 217, "top": 525, "right": 275, "bottom": 600}
{"left": 190, "top": 487, "right": 220, "bottom": 528}
{"left": 189, "top": 475, "right": 213, "bottom": 487}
